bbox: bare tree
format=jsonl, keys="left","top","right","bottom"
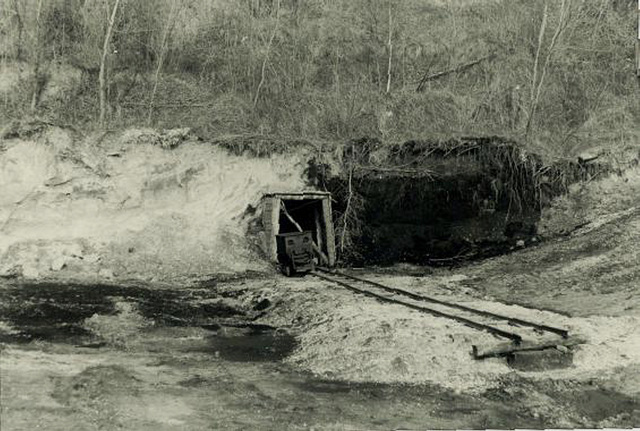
{"left": 253, "top": 0, "right": 281, "bottom": 108}
{"left": 525, "top": 0, "right": 573, "bottom": 139}
{"left": 385, "top": 2, "right": 393, "bottom": 94}
{"left": 148, "top": 0, "right": 180, "bottom": 124}
{"left": 636, "top": 0, "right": 640, "bottom": 84}
{"left": 30, "top": 0, "right": 43, "bottom": 112}
{"left": 99, "top": 0, "right": 121, "bottom": 127}
{"left": 11, "top": 0, "right": 24, "bottom": 60}
{"left": 529, "top": 2, "right": 548, "bottom": 118}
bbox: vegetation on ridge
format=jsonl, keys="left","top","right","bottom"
{"left": 0, "top": 0, "right": 638, "bottom": 157}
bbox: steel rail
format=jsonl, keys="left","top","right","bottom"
{"left": 318, "top": 268, "right": 569, "bottom": 339}
{"left": 311, "top": 271, "right": 523, "bottom": 345}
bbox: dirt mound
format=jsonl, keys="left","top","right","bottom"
{"left": 253, "top": 270, "right": 640, "bottom": 394}
{"left": 255, "top": 277, "right": 510, "bottom": 392}
{"left": 82, "top": 299, "right": 150, "bottom": 349}
{"left": 540, "top": 166, "right": 640, "bottom": 237}
{"left": 459, "top": 163, "right": 640, "bottom": 317}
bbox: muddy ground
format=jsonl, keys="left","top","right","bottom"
{"left": 0, "top": 277, "right": 536, "bottom": 430}
{"left": 1, "top": 259, "right": 639, "bottom": 429}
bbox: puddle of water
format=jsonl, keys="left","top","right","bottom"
{"left": 297, "top": 379, "right": 355, "bottom": 394}
{"left": 5, "top": 323, "right": 94, "bottom": 344}
{"left": 203, "top": 331, "right": 298, "bottom": 362}
{"left": 0, "top": 282, "right": 245, "bottom": 344}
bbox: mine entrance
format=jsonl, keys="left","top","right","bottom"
{"left": 280, "top": 199, "right": 323, "bottom": 238}
{"left": 261, "top": 192, "right": 336, "bottom": 267}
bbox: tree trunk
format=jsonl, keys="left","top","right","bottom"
{"left": 340, "top": 166, "right": 353, "bottom": 254}
{"left": 12, "top": 0, "right": 24, "bottom": 60}
{"left": 253, "top": 0, "right": 281, "bottom": 109}
{"left": 528, "top": 2, "right": 548, "bottom": 119}
{"left": 415, "top": 54, "right": 497, "bottom": 92}
{"left": 99, "top": 0, "right": 121, "bottom": 127}
{"left": 526, "top": 0, "right": 571, "bottom": 139}
{"left": 29, "top": 0, "right": 43, "bottom": 112}
{"left": 636, "top": 0, "right": 640, "bottom": 83}
{"left": 386, "top": 3, "right": 393, "bottom": 94}
{"left": 148, "top": 1, "right": 179, "bottom": 124}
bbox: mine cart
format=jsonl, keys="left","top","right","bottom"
{"left": 276, "top": 231, "right": 316, "bottom": 276}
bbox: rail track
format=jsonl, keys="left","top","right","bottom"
{"left": 311, "top": 268, "right": 572, "bottom": 358}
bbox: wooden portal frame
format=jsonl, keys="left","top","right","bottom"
{"left": 261, "top": 191, "right": 336, "bottom": 267}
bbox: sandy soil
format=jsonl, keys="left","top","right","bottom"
{"left": 250, "top": 273, "right": 640, "bottom": 396}
{"left": 0, "top": 125, "right": 311, "bottom": 280}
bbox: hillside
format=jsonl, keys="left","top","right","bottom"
{"left": 1, "top": 0, "right": 638, "bottom": 158}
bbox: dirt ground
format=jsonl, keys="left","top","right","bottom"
{"left": 2, "top": 245, "right": 640, "bottom": 430}
{"left": 0, "top": 278, "right": 558, "bottom": 430}
{"left": 2, "top": 164, "right": 640, "bottom": 429}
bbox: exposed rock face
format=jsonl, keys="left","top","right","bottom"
{"left": 0, "top": 126, "right": 309, "bottom": 281}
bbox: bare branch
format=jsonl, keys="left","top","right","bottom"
{"left": 416, "top": 54, "right": 497, "bottom": 92}
{"left": 386, "top": 2, "right": 393, "bottom": 94}
{"left": 526, "top": 0, "right": 573, "bottom": 139}
{"left": 148, "top": 1, "right": 180, "bottom": 124}
{"left": 99, "top": 0, "right": 121, "bottom": 127}
{"left": 29, "top": 0, "right": 43, "bottom": 112}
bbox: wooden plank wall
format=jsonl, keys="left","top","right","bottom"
{"left": 260, "top": 196, "right": 281, "bottom": 261}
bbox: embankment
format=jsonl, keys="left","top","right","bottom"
{"left": 1, "top": 122, "right": 633, "bottom": 281}
{"left": 0, "top": 124, "right": 312, "bottom": 281}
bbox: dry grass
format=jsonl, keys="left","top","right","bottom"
{"left": 1, "top": 1, "right": 637, "bottom": 161}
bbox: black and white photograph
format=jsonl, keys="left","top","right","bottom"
{"left": 1, "top": 0, "right": 639, "bottom": 429}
